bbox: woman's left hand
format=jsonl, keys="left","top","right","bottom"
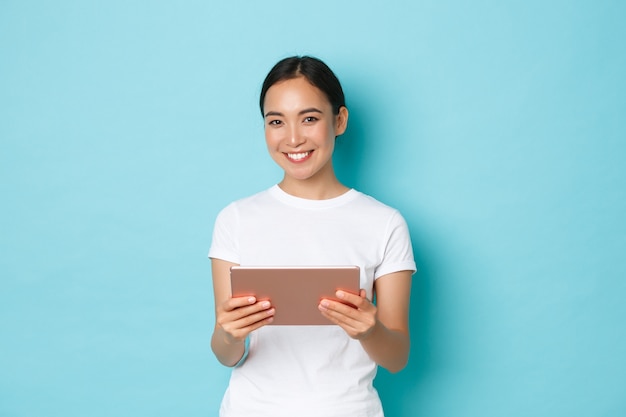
{"left": 318, "top": 289, "right": 378, "bottom": 340}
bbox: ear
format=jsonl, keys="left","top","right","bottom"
{"left": 334, "top": 106, "right": 349, "bottom": 136}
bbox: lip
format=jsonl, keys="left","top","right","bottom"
{"left": 284, "top": 150, "right": 314, "bottom": 163}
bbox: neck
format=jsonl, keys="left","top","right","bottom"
{"left": 278, "top": 173, "right": 349, "bottom": 200}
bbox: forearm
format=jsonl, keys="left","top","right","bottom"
{"left": 211, "top": 326, "right": 246, "bottom": 367}
{"left": 359, "top": 320, "right": 410, "bottom": 373}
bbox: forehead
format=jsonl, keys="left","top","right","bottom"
{"left": 263, "top": 77, "right": 331, "bottom": 112}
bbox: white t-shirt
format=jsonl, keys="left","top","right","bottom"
{"left": 209, "top": 185, "right": 416, "bottom": 417}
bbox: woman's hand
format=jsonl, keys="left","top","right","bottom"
{"left": 318, "top": 270, "right": 413, "bottom": 373}
{"left": 211, "top": 258, "right": 275, "bottom": 367}
{"left": 216, "top": 296, "right": 275, "bottom": 345}
{"left": 318, "top": 289, "right": 378, "bottom": 340}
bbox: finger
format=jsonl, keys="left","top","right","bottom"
{"left": 219, "top": 300, "right": 273, "bottom": 325}
{"left": 223, "top": 296, "right": 257, "bottom": 312}
{"left": 221, "top": 307, "right": 275, "bottom": 338}
{"left": 232, "top": 307, "right": 276, "bottom": 329}
{"left": 320, "top": 300, "right": 362, "bottom": 322}
{"left": 319, "top": 299, "right": 362, "bottom": 322}
{"left": 336, "top": 290, "right": 371, "bottom": 310}
{"left": 243, "top": 314, "right": 275, "bottom": 332}
{"left": 221, "top": 312, "right": 275, "bottom": 343}
{"left": 319, "top": 299, "right": 376, "bottom": 333}
{"left": 318, "top": 307, "right": 365, "bottom": 335}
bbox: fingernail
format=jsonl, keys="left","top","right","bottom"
{"left": 262, "top": 301, "right": 271, "bottom": 308}
{"left": 336, "top": 291, "right": 345, "bottom": 299}
{"left": 248, "top": 297, "right": 256, "bottom": 304}
{"left": 320, "top": 300, "right": 329, "bottom": 308}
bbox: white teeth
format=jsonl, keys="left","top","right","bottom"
{"left": 287, "top": 152, "right": 310, "bottom": 161}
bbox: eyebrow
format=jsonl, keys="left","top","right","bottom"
{"left": 264, "top": 107, "right": 324, "bottom": 118}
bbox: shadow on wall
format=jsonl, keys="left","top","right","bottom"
{"left": 332, "top": 100, "right": 368, "bottom": 191}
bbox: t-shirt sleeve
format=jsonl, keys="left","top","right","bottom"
{"left": 374, "top": 210, "right": 417, "bottom": 279}
{"left": 208, "top": 203, "right": 240, "bottom": 264}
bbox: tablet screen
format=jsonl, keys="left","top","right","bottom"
{"left": 230, "top": 266, "right": 360, "bottom": 325}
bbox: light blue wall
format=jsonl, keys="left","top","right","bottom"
{"left": 1, "top": 1, "right": 624, "bottom": 416}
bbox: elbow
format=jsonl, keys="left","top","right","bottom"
{"left": 384, "top": 358, "right": 408, "bottom": 374}
{"left": 385, "top": 335, "right": 410, "bottom": 373}
{"left": 381, "top": 350, "right": 409, "bottom": 373}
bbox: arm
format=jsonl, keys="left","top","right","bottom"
{"left": 210, "top": 258, "right": 275, "bottom": 367}
{"left": 318, "top": 270, "right": 412, "bottom": 373}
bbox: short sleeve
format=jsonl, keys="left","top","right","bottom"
{"left": 208, "top": 203, "right": 241, "bottom": 264}
{"left": 374, "top": 210, "right": 417, "bottom": 279}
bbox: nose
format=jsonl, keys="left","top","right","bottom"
{"left": 287, "top": 126, "right": 305, "bottom": 148}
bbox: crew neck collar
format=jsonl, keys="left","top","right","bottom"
{"left": 268, "top": 184, "right": 358, "bottom": 209}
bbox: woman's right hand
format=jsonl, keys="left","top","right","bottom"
{"left": 211, "top": 258, "right": 275, "bottom": 366}
{"left": 215, "top": 296, "right": 275, "bottom": 345}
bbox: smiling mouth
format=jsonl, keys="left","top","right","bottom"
{"left": 286, "top": 151, "right": 312, "bottom": 162}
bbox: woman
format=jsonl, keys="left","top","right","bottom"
{"left": 209, "top": 56, "right": 416, "bottom": 417}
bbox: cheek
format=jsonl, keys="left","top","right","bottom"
{"left": 265, "top": 129, "right": 280, "bottom": 147}
{"left": 309, "top": 123, "right": 334, "bottom": 142}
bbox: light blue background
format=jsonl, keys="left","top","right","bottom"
{"left": 1, "top": 1, "right": 625, "bottom": 416}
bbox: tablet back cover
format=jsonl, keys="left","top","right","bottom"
{"left": 230, "top": 266, "right": 360, "bottom": 325}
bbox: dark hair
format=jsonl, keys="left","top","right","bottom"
{"left": 259, "top": 56, "right": 346, "bottom": 116}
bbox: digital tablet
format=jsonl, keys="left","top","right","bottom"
{"left": 230, "top": 266, "right": 360, "bottom": 325}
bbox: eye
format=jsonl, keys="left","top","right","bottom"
{"left": 268, "top": 119, "right": 282, "bottom": 126}
{"left": 303, "top": 116, "right": 318, "bottom": 123}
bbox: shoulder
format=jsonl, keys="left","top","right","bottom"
{"left": 216, "top": 187, "right": 275, "bottom": 214}
{"left": 349, "top": 190, "right": 405, "bottom": 220}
